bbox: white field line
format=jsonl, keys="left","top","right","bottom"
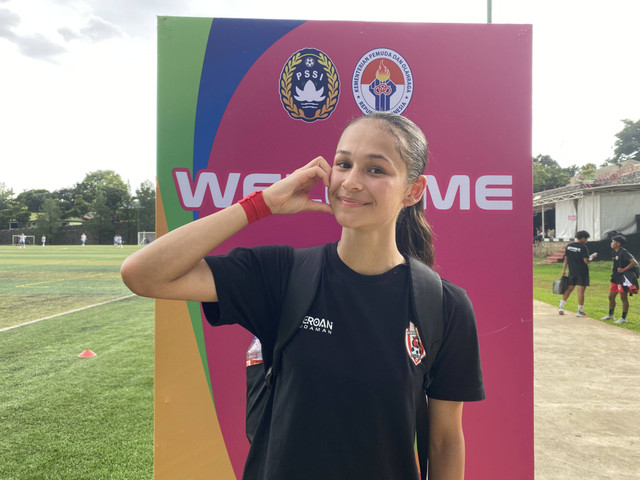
{"left": 0, "top": 294, "right": 137, "bottom": 332}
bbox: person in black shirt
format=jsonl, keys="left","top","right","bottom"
{"left": 558, "top": 230, "right": 597, "bottom": 317}
{"left": 601, "top": 235, "right": 639, "bottom": 324}
{"left": 121, "top": 112, "right": 485, "bottom": 480}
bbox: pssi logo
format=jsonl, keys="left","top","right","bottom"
{"left": 280, "top": 48, "right": 340, "bottom": 122}
{"left": 352, "top": 48, "right": 413, "bottom": 114}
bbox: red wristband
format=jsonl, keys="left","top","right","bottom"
{"left": 239, "top": 191, "right": 272, "bottom": 224}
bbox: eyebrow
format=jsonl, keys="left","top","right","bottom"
{"left": 335, "top": 150, "right": 392, "bottom": 163}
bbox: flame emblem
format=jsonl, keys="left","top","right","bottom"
{"left": 375, "top": 60, "right": 391, "bottom": 82}
{"left": 352, "top": 48, "right": 414, "bottom": 115}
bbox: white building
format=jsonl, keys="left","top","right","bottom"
{"left": 534, "top": 161, "right": 640, "bottom": 241}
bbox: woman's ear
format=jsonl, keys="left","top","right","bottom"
{"left": 403, "top": 175, "right": 427, "bottom": 206}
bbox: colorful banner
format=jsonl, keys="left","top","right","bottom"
{"left": 157, "top": 17, "right": 533, "bottom": 479}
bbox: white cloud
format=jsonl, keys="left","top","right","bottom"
{"left": 0, "top": 7, "right": 19, "bottom": 37}
{"left": 14, "top": 32, "right": 66, "bottom": 60}
{"left": 0, "top": 7, "right": 67, "bottom": 61}
{"left": 58, "top": 15, "right": 124, "bottom": 43}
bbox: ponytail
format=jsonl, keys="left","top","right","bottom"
{"left": 396, "top": 201, "right": 435, "bottom": 267}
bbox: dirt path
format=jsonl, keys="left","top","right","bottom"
{"left": 534, "top": 300, "right": 640, "bottom": 480}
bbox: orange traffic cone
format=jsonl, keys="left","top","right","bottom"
{"left": 78, "top": 349, "right": 97, "bottom": 358}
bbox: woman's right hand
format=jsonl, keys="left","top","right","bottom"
{"left": 262, "top": 157, "right": 333, "bottom": 215}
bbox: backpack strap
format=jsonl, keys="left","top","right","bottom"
{"left": 265, "top": 245, "right": 325, "bottom": 388}
{"left": 408, "top": 257, "right": 444, "bottom": 480}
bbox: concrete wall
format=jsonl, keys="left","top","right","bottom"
{"left": 534, "top": 240, "right": 569, "bottom": 258}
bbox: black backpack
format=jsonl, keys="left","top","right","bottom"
{"left": 246, "top": 245, "right": 444, "bottom": 480}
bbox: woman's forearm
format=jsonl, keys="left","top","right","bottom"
{"left": 120, "top": 203, "right": 248, "bottom": 301}
{"left": 428, "top": 433, "right": 465, "bottom": 480}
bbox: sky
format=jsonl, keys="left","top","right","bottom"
{"left": 1, "top": 0, "right": 639, "bottom": 194}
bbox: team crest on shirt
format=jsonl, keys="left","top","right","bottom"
{"left": 405, "top": 322, "right": 426, "bottom": 365}
{"left": 279, "top": 48, "right": 340, "bottom": 122}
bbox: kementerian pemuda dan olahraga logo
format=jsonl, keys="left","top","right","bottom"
{"left": 279, "top": 48, "right": 340, "bottom": 122}
{"left": 352, "top": 47, "right": 413, "bottom": 115}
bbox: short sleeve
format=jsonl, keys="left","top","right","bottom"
{"left": 201, "top": 245, "right": 293, "bottom": 352}
{"left": 425, "top": 281, "right": 485, "bottom": 402}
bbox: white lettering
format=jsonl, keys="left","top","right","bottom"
{"left": 426, "top": 175, "right": 470, "bottom": 210}
{"left": 173, "top": 169, "right": 515, "bottom": 212}
{"left": 300, "top": 315, "right": 333, "bottom": 334}
{"left": 172, "top": 169, "right": 240, "bottom": 210}
{"left": 475, "top": 175, "right": 513, "bottom": 210}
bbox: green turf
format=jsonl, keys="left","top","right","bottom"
{"left": 533, "top": 259, "right": 640, "bottom": 333}
{"left": 0, "top": 245, "right": 154, "bottom": 479}
{"left": 0, "top": 296, "right": 154, "bottom": 480}
{"left": 0, "top": 245, "right": 139, "bottom": 329}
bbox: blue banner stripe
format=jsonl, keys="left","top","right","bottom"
{"left": 193, "top": 18, "right": 305, "bottom": 219}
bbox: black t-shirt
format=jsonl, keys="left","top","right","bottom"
{"left": 564, "top": 242, "right": 589, "bottom": 277}
{"left": 202, "top": 243, "right": 485, "bottom": 480}
{"left": 611, "top": 248, "right": 635, "bottom": 284}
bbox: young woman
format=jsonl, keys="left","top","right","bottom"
{"left": 121, "top": 112, "right": 484, "bottom": 480}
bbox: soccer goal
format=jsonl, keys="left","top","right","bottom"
{"left": 12, "top": 235, "right": 35, "bottom": 247}
{"left": 137, "top": 231, "right": 156, "bottom": 245}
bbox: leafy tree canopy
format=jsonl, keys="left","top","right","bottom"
{"left": 16, "top": 189, "right": 51, "bottom": 213}
{"left": 72, "top": 170, "right": 131, "bottom": 217}
{"left": 0, "top": 183, "right": 30, "bottom": 229}
{"left": 604, "top": 118, "right": 640, "bottom": 166}
{"left": 533, "top": 155, "right": 576, "bottom": 192}
{"left": 38, "top": 198, "right": 63, "bottom": 241}
{"left": 574, "top": 163, "right": 598, "bottom": 182}
{"left": 135, "top": 180, "right": 156, "bottom": 232}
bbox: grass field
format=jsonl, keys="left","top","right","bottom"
{"left": 0, "top": 245, "right": 142, "bottom": 329}
{"left": 0, "top": 246, "right": 153, "bottom": 480}
{"left": 533, "top": 258, "right": 640, "bottom": 333}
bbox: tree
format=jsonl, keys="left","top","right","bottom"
{"left": 573, "top": 163, "right": 598, "bottom": 183}
{"left": 85, "top": 190, "right": 115, "bottom": 244}
{"left": 0, "top": 183, "right": 13, "bottom": 213}
{"left": 73, "top": 170, "right": 131, "bottom": 219}
{"left": 604, "top": 118, "right": 640, "bottom": 166}
{"left": 0, "top": 183, "right": 30, "bottom": 229}
{"left": 72, "top": 171, "right": 132, "bottom": 243}
{"left": 533, "top": 155, "right": 573, "bottom": 192}
{"left": 38, "top": 198, "right": 62, "bottom": 243}
{"left": 0, "top": 184, "right": 15, "bottom": 229}
{"left": 52, "top": 188, "right": 76, "bottom": 218}
{"left": 16, "top": 189, "right": 51, "bottom": 213}
{"left": 135, "top": 180, "right": 156, "bottom": 232}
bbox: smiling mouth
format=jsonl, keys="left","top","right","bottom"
{"left": 338, "top": 197, "right": 368, "bottom": 207}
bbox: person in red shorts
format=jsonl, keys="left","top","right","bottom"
{"left": 601, "top": 235, "right": 639, "bottom": 324}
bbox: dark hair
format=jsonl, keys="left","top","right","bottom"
{"left": 576, "top": 230, "right": 590, "bottom": 239}
{"left": 612, "top": 235, "right": 627, "bottom": 245}
{"left": 346, "top": 112, "right": 435, "bottom": 267}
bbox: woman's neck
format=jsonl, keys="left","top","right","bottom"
{"left": 337, "top": 228, "right": 405, "bottom": 275}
